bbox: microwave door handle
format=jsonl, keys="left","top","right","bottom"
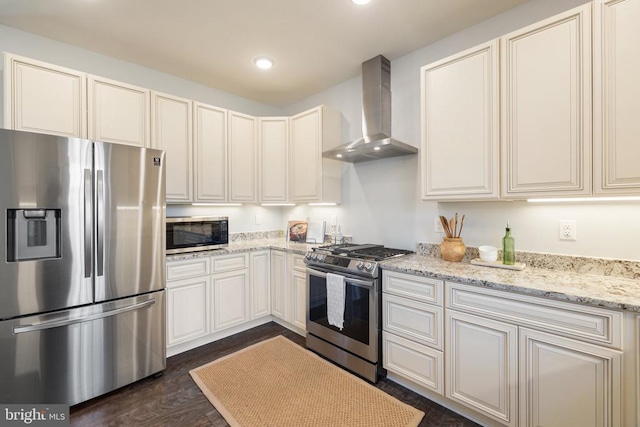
{"left": 96, "top": 170, "right": 104, "bottom": 277}
{"left": 83, "top": 169, "right": 92, "bottom": 278}
{"left": 305, "top": 267, "right": 375, "bottom": 288}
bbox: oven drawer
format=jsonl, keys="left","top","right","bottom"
{"left": 382, "top": 270, "right": 443, "bottom": 306}
{"left": 383, "top": 293, "right": 443, "bottom": 350}
{"left": 383, "top": 331, "right": 443, "bottom": 395}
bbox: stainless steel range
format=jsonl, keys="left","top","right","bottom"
{"left": 305, "top": 243, "right": 413, "bottom": 382}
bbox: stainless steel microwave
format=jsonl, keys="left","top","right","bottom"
{"left": 166, "top": 216, "right": 228, "bottom": 254}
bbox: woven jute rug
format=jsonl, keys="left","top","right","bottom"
{"left": 190, "top": 335, "right": 424, "bottom": 427}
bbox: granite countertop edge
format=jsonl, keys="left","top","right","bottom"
{"left": 381, "top": 254, "right": 640, "bottom": 313}
{"left": 165, "top": 238, "right": 317, "bottom": 261}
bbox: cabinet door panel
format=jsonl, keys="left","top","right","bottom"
{"left": 259, "top": 117, "right": 288, "bottom": 202}
{"left": 211, "top": 269, "right": 249, "bottom": 331}
{"left": 594, "top": 0, "right": 640, "bottom": 194}
{"left": 167, "top": 276, "right": 209, "bottom": 346}
{"left": 194, "top": 102, "right": 227, "bottom": 202}
{"left": 290, "top": 108, "right": 321, "bottom": 201}
{"left": 151, "top": 92, "right": 193, "bottom": 202}
{"left": 421, "top": 40, "right": 499, "bottom": 200}
{"left": 5, "top": 54, "right": 86, "bottom": 138}
{"left": 501, "top": 5, "right": 591, "bottom": 197}
{"left": 228, "top": 111, "right": 257, "bottom": 202}
{"left": 446, "top": 310, "right": 518, "bottom": 427}
{"left": 270, "top": 251, "right": 288, "bottom": 320}
{"left": 291, "top": 269, "right": 307, "bottom": 330}
{"left": 383, "top": 294, "right": 442, "bottom": 350}
{"left": 88, "top": 76, "right": 149, "bottom": 147}
{"left": 519, "top": 327, "right": 622, "bottom": 427}
{"left": 250, "top": 251, "right": 271, "bottom": 319}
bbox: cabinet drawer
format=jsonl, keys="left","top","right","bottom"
{"left": 383, "top": 294, "right": 443, "bottom": 350}
{"left": 383, "top": 331, "right": 443, "bottom": 395}
{"left": 211, "top": 253, "right": 249, "bottom": 273}
{"left": 382, "top": 270, "right": 443, "bottom": 305}
{"left": 291, "top": 254, "right": 306, "bottom": 272}
{"left": 446, "top": 282, "right": 623, "bottom": 348}
{"left": 167, "top": 257, "right": 210, "bottom": 282}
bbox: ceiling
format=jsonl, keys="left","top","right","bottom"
{"left": 0, "top": 0, "right": 529, "bottom": 107}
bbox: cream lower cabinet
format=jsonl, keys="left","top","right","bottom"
{"left": 593, "top": 0, "right": 640, "bottom": 195}
{"left": 4, "top": 53, "right": 86, "bottom": 138}
{"left": 166, "top": 275, "right": 210, "bottom": 347}
{"left": 211, "top": 268, "right": 250, "bottom": 331}
{"left": 250, "top": 250, "right": 271, "bottom": 319}
{"left": 519, "top": 327, "right": 622, "bottom": 427}
{"left": 382, "top": 271, "right": 444, "bottom": 395}
{"left": 444, "top": 281, "right": 624, "bottom": 427}
{"left": 270, "top": 250, "right": 306, "bottom": 334}
{"left": 446, "top": 310, "right": 518, "bottom": 427}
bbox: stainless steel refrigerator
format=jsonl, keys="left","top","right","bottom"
{"left": 0, "top": 129, "right": 166, "bottom": 405}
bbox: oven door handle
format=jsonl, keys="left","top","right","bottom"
{"left": 306, "top": 267, "right": 375, "bottom": 288}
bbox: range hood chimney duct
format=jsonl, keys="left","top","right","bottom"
{"left": 323, "top": 55, "right": 418, "bottom": 163}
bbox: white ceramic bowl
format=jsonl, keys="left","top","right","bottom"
{"left": 478, "top": 245, "right": 498, "bottom": 262}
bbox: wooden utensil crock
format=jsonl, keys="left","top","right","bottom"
{"left": 440, "top": 237, "right": 466, "bottom": 262}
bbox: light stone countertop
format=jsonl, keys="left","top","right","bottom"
{"left": 381, "top": 254, "right": 640, "bottom": 313}
{"left": 166, "top": 238, "right": 318, "bottom": 262}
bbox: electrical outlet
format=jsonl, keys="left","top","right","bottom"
{"left": 559, "top": 220, "right": 576, "bottom": 241}
{"left": 434, "top": 218, "right": 444, "bottom": 233}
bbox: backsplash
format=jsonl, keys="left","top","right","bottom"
{"left": 417, "top": 243, "right": 640, "bottom": 280}
{"left": 230, "top": 230, "right": 286, "bottom": 241}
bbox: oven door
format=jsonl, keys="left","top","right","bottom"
{"left": 306, "top": 267, "right": 379, "bottom": 363}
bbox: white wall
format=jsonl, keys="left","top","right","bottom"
{"left": 284, "top": 0, "right": 640, "bottom": 261}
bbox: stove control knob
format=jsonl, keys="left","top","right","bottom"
{"left": 356, "top": 261, "right": 365, "bottom": 270}
{"left": 318, "top": 255, "right": 326, "bottom": 262}
{"left": 311, "top": 253, "right": 317, "bottom": 260}
{"left": 364, "top": 262, "right": 374, "bottom": 271}
{"left": 305, "top": 253, "right": 312, "bottom": 259}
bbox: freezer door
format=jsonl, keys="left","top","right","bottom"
{"left": 0, "top": 129, "right": 93, "bottom": 320}
{"left": 94, "top": 141, "right": 166, "bottom": 302}
{"left": 0, "top": 291, "right": 166, "bottom": 405}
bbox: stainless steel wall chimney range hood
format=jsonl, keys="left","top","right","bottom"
{"left": 323, "top": 55, "right": 418, "bottom": 163}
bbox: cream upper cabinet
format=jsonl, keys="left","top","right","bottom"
{"left": 290, "top": 106, "right": 341, "bottom": 204}
{"left": 88, "top": 75, "right": 149, "bottom": 147}
{"left": 519, "top": 327, "right": 622, "bottom": 427}
{"left": 259, "top": 117, "right": 289, "bottom": 203}
{"left": 194, "top": 102, "right": 228, "bottom": 202}
{"left": 421, "top": 40, "right": 500, "bottom": 201}
{"left": 3, "top": 53, "right": 86, "bottom": 138}
{"left": 593, "top": 0, "right": 640, "bottom": 195}
{"left": 151, "top": 91, "right": 193, "bottom": 203}
{"left": 501, "top": 4, "right": 592, "bottom": 198}
{"left": 228, "top": 111, "right": 258, "bottom": 203}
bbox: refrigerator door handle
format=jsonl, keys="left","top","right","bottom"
{"left": 12, "top": 298, "right": 156, "bottom": 334}
{"left": 97, "top": 169, "right": 105, "bottom": 277}
{"left": 84, "top": 169, "right": 92, "bottom": 278}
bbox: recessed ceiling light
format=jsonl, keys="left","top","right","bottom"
{"left": 254, "top": 57, "right": 274, "bottom": 70}
{"left": 352, "top": 0, "right": 371, "bottom": 4}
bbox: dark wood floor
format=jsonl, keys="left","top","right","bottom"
{"left": 71, "top": 322, "right": 480, "bottom": 427}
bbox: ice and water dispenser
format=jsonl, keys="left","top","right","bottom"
{"left": 6, "top": 209, "right": 61, "bottom": 262}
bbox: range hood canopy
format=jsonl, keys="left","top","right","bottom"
{"left": 323, "top": 55, "right": 418, "bottom": 163}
